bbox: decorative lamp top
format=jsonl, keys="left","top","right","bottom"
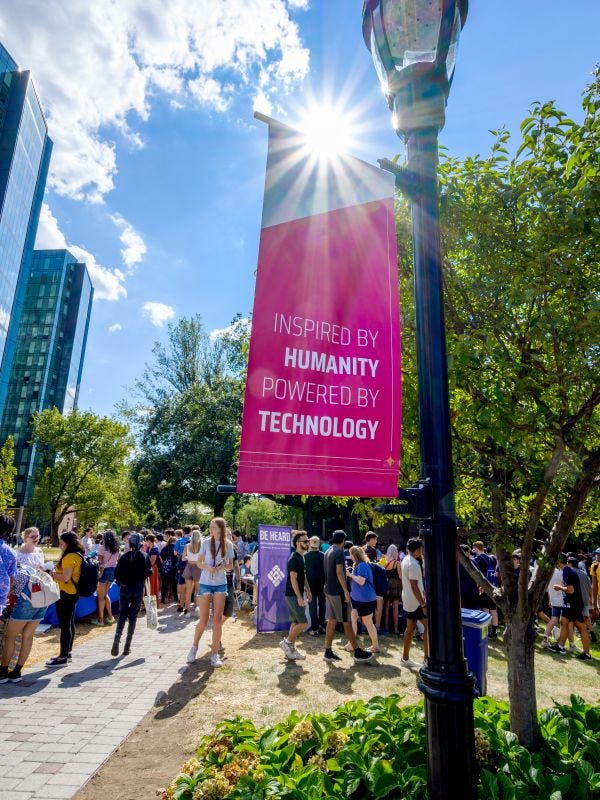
{"left": 363, "top": 0, "right": 467, "bottom": 92}
{"left": 362, "top": 0, "right": 468, "bottom": 133}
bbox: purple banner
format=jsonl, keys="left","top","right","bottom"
{"left": 257, "top": 524, "right": 292, "bottom": 632}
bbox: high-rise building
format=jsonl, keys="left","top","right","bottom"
{"left": 0, "top": 249, "right": 93, "bottom": 507}
{"left": 0, "top": 41, "right": 53, "bottom": 416}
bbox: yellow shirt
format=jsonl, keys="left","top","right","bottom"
{"left": 54, "top": 553, "right": 82, "bottom": 594}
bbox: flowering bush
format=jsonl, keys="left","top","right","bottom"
{"left": 160, "top": 695, "right": 600, "bottom": 799}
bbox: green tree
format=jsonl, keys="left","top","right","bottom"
{"left": 392, "top": 71, "right": 599, "bottom": 748}
{"left": 125, "top": 315, "right": 246, "bottom": 523}
{"left": 225, "top": 496, "right": 298, "bottom": 534}
{"left": 29, "top": 408, "right": 132, "bottom": 543}
{"left": 0, "top": 436, "right": 16, "bottom": 513}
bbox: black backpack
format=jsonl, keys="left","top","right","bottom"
{"left": 75, "top": 554, "right": 99, "bottom": 597}
{"left": 370, "top": 562, "right": 389, "bottom": 596}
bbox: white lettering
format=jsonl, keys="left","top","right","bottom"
{"left": 257, "top": 410, "right": 379, "bottom": 441}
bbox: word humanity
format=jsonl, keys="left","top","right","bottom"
{"left": 284, "top": 347, "right": 379, "bottom": 378}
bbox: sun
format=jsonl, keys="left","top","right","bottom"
{"left": 298, "top": 101, "right": 358, "bottom": 160}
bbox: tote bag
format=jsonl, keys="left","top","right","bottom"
{"left": 144, "top": 579, "right": 158, "bottom": 630}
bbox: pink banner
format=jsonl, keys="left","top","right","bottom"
{"left": 237, "top": 117, "right": 401, "bottom": 497}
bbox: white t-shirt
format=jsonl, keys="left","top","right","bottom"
{"left": 547, "top": 568, "right": 565, "bottom": 608}
{"left": 16, "top": 548, "right": 44, "bottom": 569}
{"left": 199, "top": 537, "right": 235, "bottom": 586}
{"left": 82, "top": 535, "right": 95, "bottom": 554}
{"left": 401, "top": 554, "right": 424, "bottom": 613}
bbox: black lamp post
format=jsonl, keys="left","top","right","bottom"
{"left": 362, "top": 3, "right": 477, "bottom": 800}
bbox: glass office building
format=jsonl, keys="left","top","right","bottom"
{"left": 0, "top": 41, "right": 52, "bottom": 416}
{"left": 0, "top": 250, "right": 93, "bottom": 506}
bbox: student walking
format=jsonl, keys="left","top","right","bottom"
{"left": 46, "top": 532, "right": 84, "bottom": 667}
{"left": 400, "top": 538, "right": 428, "bottom": 669}
{"left": 305, "top": 536, "right": 326, "bottom": 635}
{"left": 323, "top": 530, "right": 373, "bottom": 664}
{"left": 347, "top": 546, "right": 379, "bottom": 653}
{"left": 187, "top": 518, "right": 234, "bottom": 667}
{"left": 0, "top": 564, "right": 54, "bottom": 683}
{"left": 383, "top": 544, "right": 403, "bottom": 635}
{"left": 280, "top": 531, "right": 312, "bottom": 660}
{"left": 111, "top": 533, "right": 152, "bottom": 657}
{"left": 182, "top": 529, "right": 202, "bottom": 614}
{"left": 160, "top": 532, "right": 179, "bottom": 605}
{"left": 93, "top": 530, "right": 119, "bottom": 626}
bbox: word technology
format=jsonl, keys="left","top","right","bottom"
{"left": 258, "top": 410, "right": 379, "bottom": 440}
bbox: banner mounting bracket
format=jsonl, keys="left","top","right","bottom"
{"left": 375, "top": 478, "right": 432, "bottom": 519}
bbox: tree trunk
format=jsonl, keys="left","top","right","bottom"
{"left": 51, "top": 517, "right": 60, "bottom": 547}
{"left": 213, "top": 497, "right": 225, "bottom": 517}
{"left": 503, "top": 609, "right": 539, "bottom": 749}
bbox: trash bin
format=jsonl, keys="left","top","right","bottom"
{"left": 461, "top": 608, "right": 491, "bottom": 696}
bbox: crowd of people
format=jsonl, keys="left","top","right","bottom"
{"left": 281, "top": 530, "right": 431, "bottom": 668}
{"left": 0, "top": 514, "right": 257, "bottom": 682}
{"left": 280, "top": 529, "right": 598, "bottom": 668}
{"left": 0, "top": 511, "right": 597, "bottom": 685}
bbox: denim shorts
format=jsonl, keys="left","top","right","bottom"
{"left": 98, "top": 567, "right": 115, "bottom": 584}
{"left": 11, "top": 594, "right": 46, "bottom": 622}
{"left": 198, "top": 583, "right": 227, "bottom": 596}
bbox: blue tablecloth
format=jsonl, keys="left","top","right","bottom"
{"left": 42, "top": 582, "right": 120, "bottom": 627}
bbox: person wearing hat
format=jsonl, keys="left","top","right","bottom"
{"left": 111, "top": 532, "right": 152, "bottom": 657}
{"left": 549, "top": 555, "right": 592, "bottom": 660}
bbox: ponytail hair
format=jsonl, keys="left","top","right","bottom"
{"left": 210, "top": 517, "right": 227, "bottom": 560}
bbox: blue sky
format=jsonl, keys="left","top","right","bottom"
{"left": 0, "top": 1, "right": 598, "bottom": 418}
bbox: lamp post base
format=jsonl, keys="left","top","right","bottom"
{"left": 418, "top": 664, "right": 477, "bottom": 800}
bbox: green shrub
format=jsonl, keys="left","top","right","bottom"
{"left": 160, "top": 695, "right": 600, "bottom": 800}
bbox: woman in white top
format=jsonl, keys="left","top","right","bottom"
{"left": 182, "top": 529, "right": 202, "bottom": 614}
{"left": 187, "top": 517, "right": 234, "bottom": 667}
{"left": 16, "top": 527, "right": 44, "bottom": 570}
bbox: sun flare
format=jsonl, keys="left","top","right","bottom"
{"left": 298, "top": 102, "right": 358, "bottom": 160}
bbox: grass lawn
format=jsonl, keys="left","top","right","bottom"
{"left": 74, "top": 607, "right": 600, "bottom": 800}
{"left": 42, "top": 546, "right": 61, "bottom": 561}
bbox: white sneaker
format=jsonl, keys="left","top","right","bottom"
{"left": 400, "top": 657, "right": 420, "bottom": 669}
{"left": 291, "top": 647, "right": 306, "bottom": 660}
{"left": 569, "top": 644, "right": 581, "bottom": 654}
{"left": 186, "top": 646, "right": 198, "bottom": 663}
{"left": 279, "top": 638, "right": 295, "bottom": 659}
{"left": 194, "top": 606, "right": 200, "bottom": 618}
{"left": 210, "top": 653, "right": 223, "bottom": 667}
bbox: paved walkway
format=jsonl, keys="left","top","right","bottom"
{"left": 0, "top": 606, "right": 195, "bottom": 799}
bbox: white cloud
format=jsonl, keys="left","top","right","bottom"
{"left": 142, "top": 301, "right": 175, "bottom": 327}
{"left": 108, "top": 323, "right": 122, "bottom": 333}
{"left": 110, "top": 213, "right": 147, "bottom": 271}
{"left": 0, "top": 0, "right": 309, "bottom": 203}
{"left": 35, "top": 203, "right": 127, "bottom": 302}
{"left": 209, "top": 317, "right": 251, "bottom": 340}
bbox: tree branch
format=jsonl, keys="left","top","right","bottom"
{"left": 519, "top": 435, "right": 565, "bottom": 614}
{"left": 531, "top": 447, "right": 600, "bottom": 598}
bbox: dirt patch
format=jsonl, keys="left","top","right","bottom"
{"left": 74, "top": 612, "right": 599, "bottom": 800}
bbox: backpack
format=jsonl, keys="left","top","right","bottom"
{"left": 21, "top": 569, "right": 60, "bottom": 608}
{"left": 370, "top": 562, "right": 389, "bottom": 596}
{"left": 75, "top": 554, "right": 99, "bottom": 597}
{"left": 482, "top": 554, "right": 499, "bottom": 587}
